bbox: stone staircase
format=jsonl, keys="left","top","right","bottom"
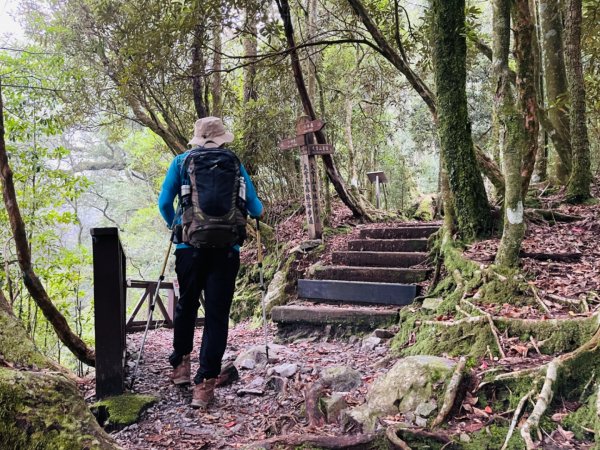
{"left": 271, "top": 223, "right": 440, "bottom": 337}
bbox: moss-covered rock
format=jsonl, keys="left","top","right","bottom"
{"left": 92, "top": 393, "right": 157, "bottom": 430}
{"left": 346, "top": 356, "right": 456, "bottom": 431}
{"left": 0, "top": 368, "right": 118, "bottom": 449}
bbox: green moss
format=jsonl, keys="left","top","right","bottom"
{"left": 413, "top": 195, "right": 435, "bottom": 221}
{"left": 498, "top": 315, "right": 598, "bottom": 355}
{"left": 463, "top": 424, "right": 524, "bottom": 449}
{"left": 390, "top": 309, "right": 497, "bottom": 360}
{"left": 92, "top": 393, "right": 157, "bottom": 428}
{"left": 563, "top": 393, "right": 598, "bottom": 441}
{"left": 0, "top": 311, "right": 50, "bottom": 369}
{"left": 0, "top": 368, "right": 115, "bottom": 449}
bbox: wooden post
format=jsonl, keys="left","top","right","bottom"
{"left": 280, "top": 116, "right": 333, "bottom": 240}
{"left": 91, "top": 227, "right": 126, "bottom": 399}
{"left": 299, "top": 118, "right": 323, "bottom": 239}
{"left": 375, "top": 175, "right": 380, "bottom": 209}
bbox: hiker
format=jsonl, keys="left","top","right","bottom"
{"left": 158, "top": 116, "right": 263, "bottom": 408}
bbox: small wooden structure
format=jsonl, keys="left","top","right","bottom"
{"left": 125, "top": 279, "right": 176, "bottom": 332}
{"left": 367, "top": 170, "right": 388, "bottom": 209}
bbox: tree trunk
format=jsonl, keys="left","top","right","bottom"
{"left": 242, "top": 6, "right": 258, "bottom": 104}
{"left": 564, "top": 0, "right": 592, "bottom": 202}
{"left": 532, "top": 0, "right": 548, "bottom": 183}
{"left": 211, "top": 19, "right": 223, "bottom": 118}
{"left": 432, "top": 0, "right": 492, "bottom": 240}
{"left": 495, "top": 0, "right": 526, "bottom": 267}
{"left": 192, "top": 19, "right": 208, "bottom": 119}
{"left": 513, "top": 0, "right": 540, "bottom": 195}
{"left": 0, "top": 83, "right": 95, "bottom": 367}
{"left": 276, "top": 0, "right": 373, "bottom": 220}
{"left": 539, "top": 0, "right": 572, "bottom": 183}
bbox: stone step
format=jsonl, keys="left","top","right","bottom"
{"left": 331, "top": 251, "right": 428, "bottom": 267}
{"left": 348, "top": 239, "right": 428, "bottom": 253}
{"left": 297, "top": 279, "right": 416, "bottom": 306}
{"left": 312, "top": 265, "right": 429, "bottom": 284}
{"left": 359, "top": 226, "right": 439, "bottom": 239}
{"left": 271, "top": 305, "right": 398, "bottom": 328}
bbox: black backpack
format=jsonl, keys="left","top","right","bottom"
{"left": 180, "top": 147, "right": 248, "bottom": 248}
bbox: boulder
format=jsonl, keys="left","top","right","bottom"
{"left": 320, "top": 366, "right": 362, "bottom": 392}
{"left": 346, "top": 355, "right": 456, "bottom": 431}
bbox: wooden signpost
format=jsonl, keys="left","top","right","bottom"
{"left": 279, "top": 116, "right": 334, "bottom": 240}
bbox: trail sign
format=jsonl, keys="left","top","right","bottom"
{"left": 302, "top": 144, "right": 334, "bottom": 156}
{"left": 279, "top": 116, "right": 333, "bottom": 239}
{"left": 279, "top": 135, "right": 305, "bottom": 150}
{"left": 296, "top": 119, "right": 325, "bottom": 135}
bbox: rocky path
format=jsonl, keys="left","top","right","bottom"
{"left": 114, "top": 321, "right": 396, "bottom": 449}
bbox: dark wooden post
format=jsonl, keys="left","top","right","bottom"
{"left": 279, "top": 116, "right": 333, "bottom": 240}
{"left": 91, "top": 227, "right": 126, "bottom": 398}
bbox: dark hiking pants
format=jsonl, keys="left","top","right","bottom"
{"left": 169, "top": 247, "right": 240, "bottom": 384}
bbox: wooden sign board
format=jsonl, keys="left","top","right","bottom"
{"left": 302, "top": 144, "right": 334, "bottom": 156}
{"left": 279, "top": 135, "right": 305, "bottom": 150}
{"left": 296, "top": 119, "right": 325, "bottom": 135}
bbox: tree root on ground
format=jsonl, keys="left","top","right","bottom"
{"left": 501, "top": 388, "right": 535, "bottom": 450}
{"left": 304, "top": 379, "right": 329, "bottom": 427}
{"left": 432, "top": 356, "right": 467, "bottom": 428}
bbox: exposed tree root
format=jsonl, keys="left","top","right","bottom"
{"left": 386, "top": 425, "right": 412, "bottom": 450}
{"left": 432, "top": 357, "right": 467, "bottom": 428}
{"left": 305, "top": 379, "right": 328, "bottom": 428}
{"left": 527, "top": 208, "right": 584, "bottom": 223}
{"left": 501, "top": 389, "right": 534, "bottom": 450}
{"left": 461, "top": 298, "right": 506, "bottom": 358}
{"left": 520, "top": 361, "right": 559, "bottom": 449}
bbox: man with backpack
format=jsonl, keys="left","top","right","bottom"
{"left": 158, "top": 116, "right": 263, "bottom": 408}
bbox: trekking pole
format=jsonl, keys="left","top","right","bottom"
{"left": 256, "top": 218, "right": 270, "bottom": 361}
{"left": 129, "top": 230, "right": 174, "bottom": 389}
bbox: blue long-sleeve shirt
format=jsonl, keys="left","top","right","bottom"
{"left": 158, "top": 150, "right": 263, "bottom": 250}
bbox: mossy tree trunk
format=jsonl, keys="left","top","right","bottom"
{"left": 564, "top": 0, "right": 593, "bottom": 202}
{"left": 513, "top": 0, "right": 540, "bottom": 196}
{"left": 431, "top": 0, "right": 492, "bottom": 240}
{"left": 539, "top": 0, "right": 572, "bottom": 183}
{"left": 494, "top": 0, "right": 526, "bottom": 267}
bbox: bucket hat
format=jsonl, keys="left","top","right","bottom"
{"left": 188, "top": 116, "right": 234, "bottom": 148}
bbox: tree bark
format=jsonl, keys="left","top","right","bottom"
{"left": 0, "top": 83, "right": 96, "bottom": 367}
{"left": 513, "top": 0, "right": 540, "bottom": 195}
{"left": 495, "top": 0, "right": 526, "bottom": 267}
{"left": 432, "top": 0, "right": 492, "bottom": 240}
{"left": 539, "top": 0, "right": 572, "bottom": 182}
{"left": 211, "top": 19, "right": 223, "bottom": 117}
{"left": 192, "top": 19, "right": 208, "bottom": 119}
{"left": 276, "top": 0, "right": 373, "bottom": 220}
{"left": 564, "top": 0, "right": 592, "bottom": 202}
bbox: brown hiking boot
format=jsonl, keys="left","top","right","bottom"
{"left": 170, "top": 354, "right": 190, "bottom": 386}
{"left": 191, "top": 378, "right": 216, "bottom": 409}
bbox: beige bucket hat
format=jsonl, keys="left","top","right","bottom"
{"left": 188, "top": 116, "right": 234, "bottom": 148}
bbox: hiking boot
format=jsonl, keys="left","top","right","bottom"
{"left": 191, "top": 378, "right": 216, "bottom": 409}
{"left": 170, "top": 354, "right": 190, "bottom": 386}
